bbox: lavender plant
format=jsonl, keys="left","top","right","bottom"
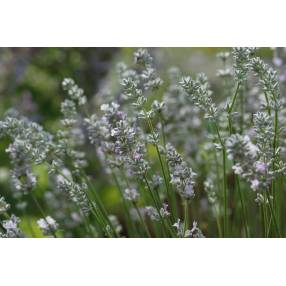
{"left": 0, "top": 47, "right": 286, "bottom": 238}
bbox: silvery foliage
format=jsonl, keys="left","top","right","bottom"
{"left": 145, "top": 204, "right": 170, "bottom": 221}
{"left": 232, "top": 47, "right": 255, "bottom": 83}
{"left": 251, "top": 57, "right": 281, "bottom": 111}
{"left": 166, "top": 143, "right": 196, "bottom": 200}
{"left": 180, "top": 73, "right": 217, "bottom": 120}
{"left": 0, "top": 196, "right": 10, "bottom": 214}
{"left": 173, "top": 219, "right": 204, "bottom": 238}
{"left": 37, "top": 216, "right": 58, "bottom": 236}
{"left": 0, "top": 214, "right": 24, "bottom": 238}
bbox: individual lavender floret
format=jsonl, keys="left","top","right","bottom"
{"left": 62, "top": 78, "right": 87, "bottom": 106}
{"left": 173, "top": 219, "right": 204, "bottom": 238}
{"left": 180, "top": 73, "right": 217, "bottom": 120}
{"left": 1, "top": 215, "right": 24, "bottom": 238}
{"left": 0, "top": 196, "right": 10, "bottom": 214}
{"left": 37, "top": 216, "right": 58, "bottom": 236}
{"left": 251, "top": 57, "right": 281, "bottom": 111}
{"left": 166, "top": 143, "right": 196, "bottom": 200}
{"left": 123, "top": 188, "right": 140, "bottom": 202}
{"left": 232, "top": 47, "right": 255, "bottom": 83}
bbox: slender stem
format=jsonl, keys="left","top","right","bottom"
{"left": 143, "top": 175, "right": 175, "bottom": 237}
{"left": 266, "top": 191, "right": 281, "bottom": 237}
{"left": 236, "top": 178, "right": 249, "bottom": 237}
{"left": 213, "top": 122, "right": 228, "bottom": 237}
{"left": 183, "top": 200, "right": 189, "bottom": 233}
{"left": 215, "top": 206, "right": 223, "bottom": 238}
{"left": 272, "top": 109, "right": 279, "bottom": 215}
{"left": 133, "top": 202, "right": 151, "bottom": 238}
{"left": 228, "top": 83, "right": 240, "bottom": 114}
{"left": 158, "top": 114, "right": 179, "bottom": 219}
{"left": 260, "top": 204, "right": 266, "bottom": 237}
{"left": 80, "top": 171, "right": 119, "bottom": 237}
{"left": 144, "top": 110, "right": 177, "bottom": 221}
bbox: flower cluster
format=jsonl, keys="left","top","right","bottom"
{"left": 0, "top": 112, "right": 53, "bottom": 194}
{"left": 232, "top": 47, "right": 255, "bottom": 83}
{"left": 173, "top": 219, "right": 204, "bottom": 238}
{"left": 0, "top": 215, "right": 24, "bottom": 238}
{"left": 166, "top": 143, "right": 196, "bottom": 200}
{"left": 37, "top": 216, "right": 59, "bottom": 236}
{"left": 180, "top": 73, "right": 217, "bottom": 120}
{"left": 251, "top": 57, "right": 281, "bottom": 111}
{"left": 57, "top": 178, "right": 90, "bottom": 215}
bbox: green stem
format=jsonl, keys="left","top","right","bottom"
{"left": 144, "top": 110, "right": 177, "bottom": 221}
{"left": 266, "top": 191, "right": 281, "bottom": 237}
{"left": 213, "top": 122, "right": 228, "bottom": 237}
{"left": 183, "top": 200, "right": 189, "bottom": 233}
{"left": 143, "top": 175, "right": 175, "bottom": 237}
{"left": 159, "top": 114, "right": 179, "bottom": 219}
{"left": 236, "top": 178, "right": 249, "bottom": 237}
{"left": 133, "top": 202, "right": 151, "bottom": 238}
{"left": 228, "top": 83, "right": 240, "bottom": 114}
